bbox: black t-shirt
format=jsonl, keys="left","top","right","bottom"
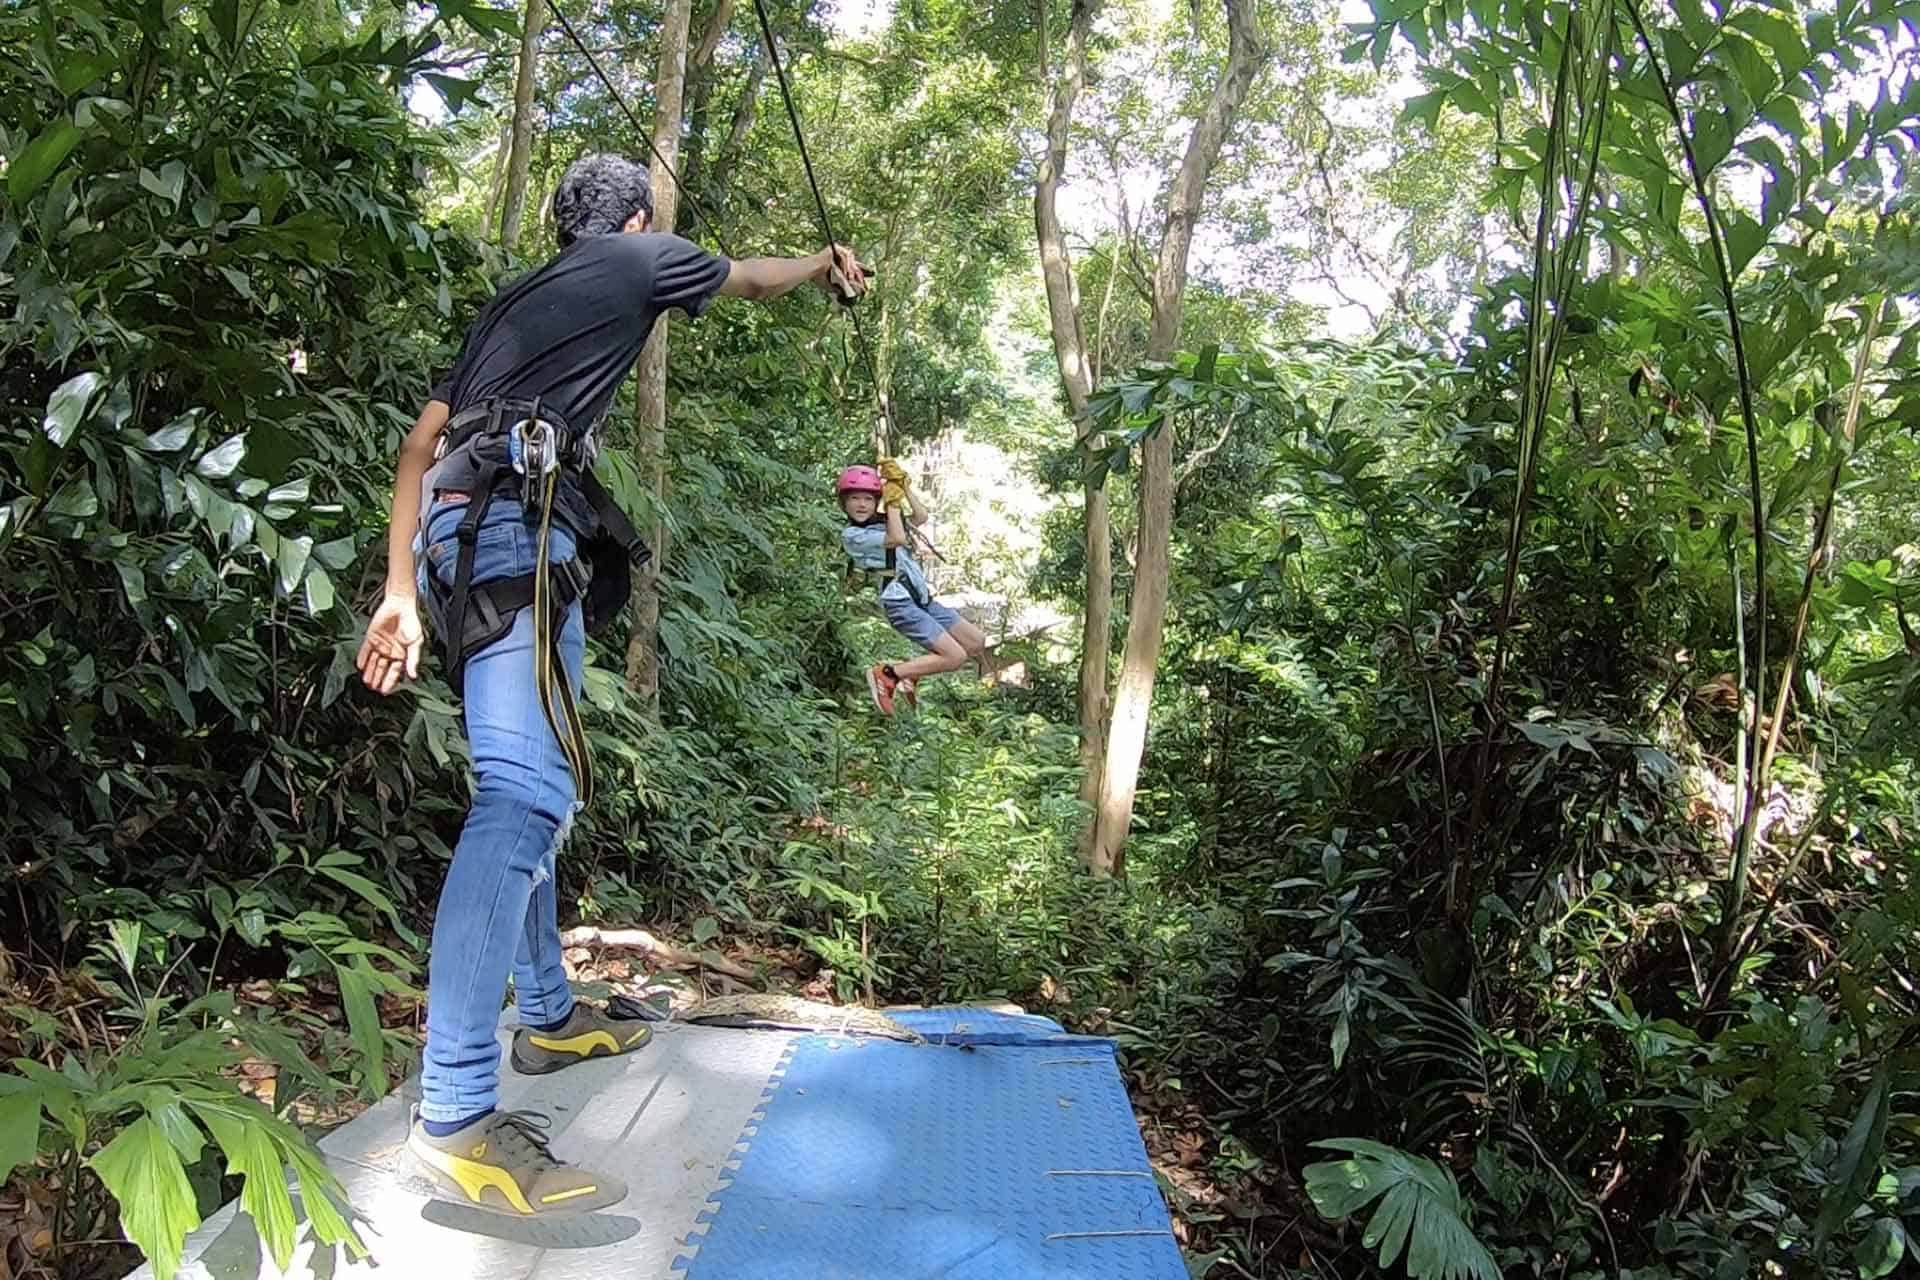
{"left": 431, "top": 232, "right": 732, "bottom": 429}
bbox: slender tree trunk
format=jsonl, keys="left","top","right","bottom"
{"left": 1085, "top": 0, "right": 1269, "bottom": 877}
{"left": 682, "top": 0, "right": 737, "bottom": 195}
{"left": 484, "top": 123, "right": 512, "bottom": 237}
{"left": 1034, "top": 0, "right": 1108, "bottom": 871}
{"left": 711, "top": 48, "right": 766, "bottom": 200}
{"left": 500, "top": 0, "right": 547, "bottom": 249}
{"left": 622, "top": 0, "right": 694, "bottom": 711}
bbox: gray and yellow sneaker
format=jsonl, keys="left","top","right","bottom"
{"left": 407, "top": 1110, "right": 626, "bottom": 1217}
{"left": 510, "top": 1001, "right": 654, "bottom": 1076}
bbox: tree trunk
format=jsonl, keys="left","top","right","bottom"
{"left": 711, "top": 48, "right": 766, "bottom": 200}
{"left": 499, "top": 0, "right": 547, "bottom": 249}
{"left": 484, "top": 123, "right": 512, "bottom": 237}
{"left": 681, "top": 0, "right": 737, "bottom": 195}
{"left": 622, "top": 0, "right": 694, "bottom": 712}
{"left": 1084, "top": 0, "right": 1269, "bottom": 877}
{"left": 1034, "top": 0, "right": 1108, "bottom": 871}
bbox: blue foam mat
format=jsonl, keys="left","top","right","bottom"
{"left": 676, "top": 1009, "right": 1184, "bottom": 1279}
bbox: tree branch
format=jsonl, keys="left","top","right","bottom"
{"left": 1175, "top": 408, "right": 1241, "bottom": 490}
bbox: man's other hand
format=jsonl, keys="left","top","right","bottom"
{"left": 357, "top": 592, "right": 424, "bottom": 696}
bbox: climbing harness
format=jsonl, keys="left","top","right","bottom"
{"left": 836, "top": 466, "right": 933, "bottom": 608}
{"left": 422, "top": 397, "right": 651, "bottom": 808}
{"left": 843, "top": 514, "right": 933, "bottom": 609}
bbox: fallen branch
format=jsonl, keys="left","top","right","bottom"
{"left": 558, "top": 926, "right": 756, "bottom": 980}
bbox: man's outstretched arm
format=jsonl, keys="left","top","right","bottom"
{"left": 720, "top": 244, "right": 866, "bottom": 302}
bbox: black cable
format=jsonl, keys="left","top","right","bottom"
{"left": 747, "top": 0, "right": 899, "bottom": 447}
{"left": 548, "top": 0, "right": 738, "bottom": 259}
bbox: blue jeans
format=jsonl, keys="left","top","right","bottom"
{"left": 416, "top": 496, "right": 585, "bottom": 1123}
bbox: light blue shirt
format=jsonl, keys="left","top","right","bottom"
{"left": 843, "top": 522, "right": 929, "bottom": 604}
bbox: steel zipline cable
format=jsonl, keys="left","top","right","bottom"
{"left": 547, "top": 0, "right": 899, "bottom": 445}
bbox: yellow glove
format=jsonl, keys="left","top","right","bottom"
{"left": 877, "top": 457, "right": 909, "bottom": 485}
{"left": 882, "top": 480, "right": 909, "bottom": 508}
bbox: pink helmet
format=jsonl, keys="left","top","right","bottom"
{"left": 836, "top": 464, "right": 883, "bottom": 497}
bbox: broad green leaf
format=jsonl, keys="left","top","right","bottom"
{"left": 315, "top": 535, "right": 356, "bottom": 570}
{"left": 105, "top": 919, "right": 142, "bottom": 975}
{"left": 304, "top": 565, "right": 335, "bottom": 615}
{"left": 1724, "top": 211, "right": 1766, "bottom": 277}
{"left": 143, "top": 416, "right": 197, "bottom": 453}
{"left": 1855, "top": 1217, "right": 1906, "bottom": 1279}
{"left": 236, "top": 907, "right": 267, "bottom": 947}
{"left": 0, "top": 497, "right": 28, "bottom": 553}
{"left": 87, "top": 1116, "right": 203, "bottom": 1280}
{"left": 145, "top": 1098, "right": 206, "bottom": 1165}
{"left": 277, "top": 535, "right": 313, "bottom": 594}
{"left": 435, "top": 0, "right": 521, "bottom": 39}
{"left": 44, "top": 371, "right": 105, "bottom": 447}
{"left": 1305, "top": 1139, "right": 1498, "bottom": 1280}
{"left": 195, "top": 1104, "right": 298, "bottom": 1270}
{"left": 55, "top": 51, "right": 118, "bottom": 96}
{"left": 194, "top": 434, "right": 246, "bottom": 479}
{"left": 1729, "top": 9, "right": 1809, "bottom": 76}
{"left": 266, "top": 478, "right": 309, "bottom": 505}
{"left": 1401, "top": 91, "right": 1445, "bottom": 129}
{"left": 315, "top": 863, "right": 405, "bottom": 937}
{"left": 282, "top": 1139, "right": 364, "bottom": 1257}
{"left": 208, "top": 0, "right": 240, "bottom": 49}
{"left": 9, "top": 120, "right": 87, "bottom": 203}
{"left": 139, "top": 162, "right": 186, "bottom": 209}
{"left": 1816, "top": 1064, "right": 1892, "bottom": 1251}
{"left": 46, "top": 476, "right": 99, "bottom": 519}
{"left": 422, "top": 73, "right": 484, "bottom": 113}
{"left": 244, "top": 418, "right": 305, "bottom": 481}
{"left": 334, "top": 961, "right": 387, "bottom": 1099}
{"left": 0, "top": 1089, "right": 41, "bottom": 1182}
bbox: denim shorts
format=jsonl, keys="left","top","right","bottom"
{"left": 883, "top": 591, "right": 965, "bottom": 652}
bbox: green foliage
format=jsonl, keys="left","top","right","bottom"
{"left": 1, "top": 926, "right": 362, "bottom": 1279}
{"left": 3, "top": 0, "right": 1918, "bottom": 1277}
{"left": 1305, "top": 1139, "right": 1500, "bottom": 1280}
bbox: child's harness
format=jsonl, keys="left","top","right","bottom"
{"left": 846, "top": 514, "right": 931, "bottom": 608}
{"left": 420, "top": 396, "right": 650, "bottom": 807}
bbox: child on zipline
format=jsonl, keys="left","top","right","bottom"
{"left": 838, "top": 460, "right": 987, "bottom": 714}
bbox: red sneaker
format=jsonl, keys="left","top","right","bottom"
{"left": 866, "top": 664, "right": 898, "bottom": 715}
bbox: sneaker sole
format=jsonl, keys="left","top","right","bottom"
{"left": 407, "top": 1141, "right": 628, "bottom": 1218}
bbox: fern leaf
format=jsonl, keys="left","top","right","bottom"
{"left": 1305, "top": 1138, "right": 1500, "bottom": 1280}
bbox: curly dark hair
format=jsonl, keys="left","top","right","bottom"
{"left": 551, "top": 153, "right": 654, "bottom": 247}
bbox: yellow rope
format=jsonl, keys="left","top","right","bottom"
{"left": 531, "top": 465, "right": 595, "bottom": 809}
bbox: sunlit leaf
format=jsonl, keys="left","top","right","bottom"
{"left": 87, "top": 1116, "right": 202, "bottom": 1280}
{"left": 194, "top": 434, "right": 247, "bottom": 479}
{"left": 43, "top": 371, "right": 105, "bottom": 448}
{"left": 304, "top": 564, "right": 335, "bottom": 615}
{"left": 194, "top": 1103, "right": 298, "bottom": 1270}
{"left": 139, "top": 161, "right": 186, "bottom": 208}
{"left": 277, "top": 535, "right": 313, "bottom": 594}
